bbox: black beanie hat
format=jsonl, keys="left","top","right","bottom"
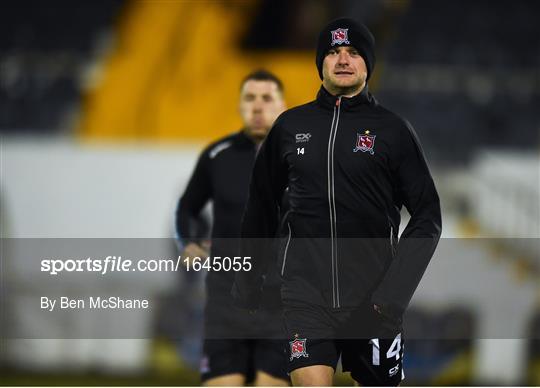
{"left": 316, "top": 18, "right": 376, "bottom": 81}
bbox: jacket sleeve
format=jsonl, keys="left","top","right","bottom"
{"left": 232, "top": 123, "right": 288, "bottom": 309}
{"left": 175, "top": 148, "right": 212, "bottom": 248}
{"left": 371, "top": 120, "right": 442, "bottom": 322}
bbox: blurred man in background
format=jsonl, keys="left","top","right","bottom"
{"left": 176, "top": 70, "right": 288, "bottom": 386}
{"left": 234, "top": 18, "right": 441, "bottom": 386}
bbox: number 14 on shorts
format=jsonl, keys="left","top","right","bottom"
{"left": 369, "top": 333, "right": 402, "bottom": 377}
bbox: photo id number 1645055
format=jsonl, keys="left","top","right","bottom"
{"left": 183, "top": 256, "right": 252, "bottom": 272}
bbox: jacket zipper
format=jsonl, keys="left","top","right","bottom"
{"left": 327, "top": 97, "right": 342, "bottom": 308}
{"left": 389, "top": 225, "right": 395, "bottom": 257}
{"left": 281, "top": 222, "right": 292, "bottom": 276}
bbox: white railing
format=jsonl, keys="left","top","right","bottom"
{"left": 469, "top": 150, "right": 539, "bottom": 259}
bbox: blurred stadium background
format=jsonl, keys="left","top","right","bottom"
{"left": 1, "top": 0, "right": 539, "bottom": 385}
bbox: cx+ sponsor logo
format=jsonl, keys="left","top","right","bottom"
{"left": 295, "top": 133, "right": 312, "bottom": 143}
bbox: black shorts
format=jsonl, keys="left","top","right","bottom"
{"left": 283, "top": 301, "right": 404, "bottom": 386}
{"left": 201, "top": 338, "right": 288, "bottom": 383}
{"left": 201, "top": 297, "right": 287, "bottom": 382}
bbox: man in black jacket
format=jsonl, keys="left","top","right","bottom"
{"left": 176, "top": 70, "right": 288, "bottom": 386}
{"left": 233, "top": 18, "right": 442, "bottom": 386}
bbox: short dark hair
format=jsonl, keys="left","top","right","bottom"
{"left": 241, "top": 69, "right": 284, "bottom": 93}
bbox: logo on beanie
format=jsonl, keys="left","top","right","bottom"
{"left": 331, "top": 28, "right": 350, "bottom": 46}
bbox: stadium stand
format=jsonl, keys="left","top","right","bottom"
{"left": 377, "top": 0, "right": 539, "bottom": 164}
{"left": 0, "top": 0, "right": 124, "bottom": 132}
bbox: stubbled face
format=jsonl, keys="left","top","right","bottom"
{"left": 322, "top": 46, "right": 368, "bottom": 96}
{"left": 239, "top": 80, "right": 285, "bottom": 142}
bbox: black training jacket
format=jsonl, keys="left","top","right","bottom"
{"left": 176, "top": 131, "right": 258, "bottom": 298}
{"left": 176, "top": 130, "right": 282, "bottom": 305}
{"left": 234, "top": 86, "right": 442, "bottom": 321}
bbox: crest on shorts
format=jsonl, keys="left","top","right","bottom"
{"left": 353, "top": 130, "right": 376, "bottom": 155}
{"left": 331, "top": 28, "right": 350, "bottom": 46}
{"left": 289, "top": 336, "right": 309, "bottom": 361}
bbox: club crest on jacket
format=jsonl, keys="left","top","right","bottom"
{"left": 353, "top": 131, "right": 376, "bottom": 154}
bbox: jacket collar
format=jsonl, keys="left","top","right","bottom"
{"left": 316, "top": 84, "right": 376, "bottom": 111}
{"left": 238, "top": 129, "right": 260, "bottom": 149}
